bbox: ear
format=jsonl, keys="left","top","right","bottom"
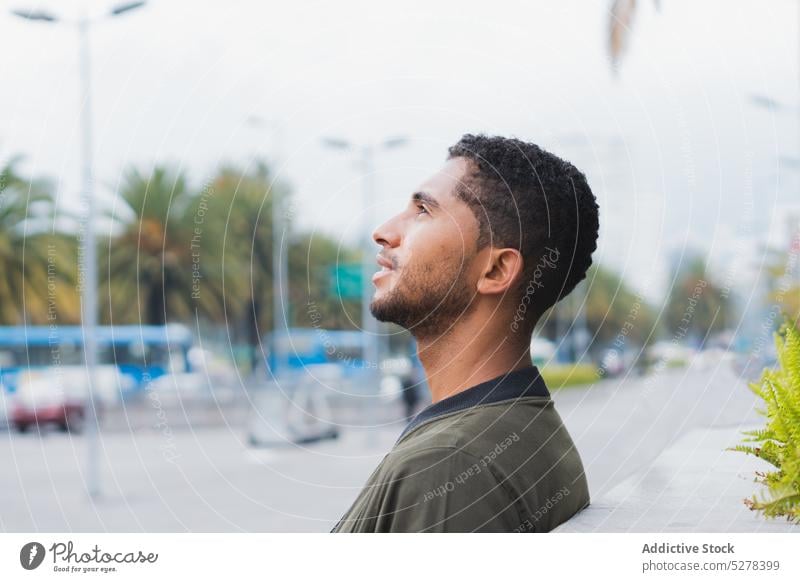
{"left": 476, "top": 247, "right": 524, "bottom": 296}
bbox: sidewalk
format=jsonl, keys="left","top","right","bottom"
{"left": 555, "top": 424, "right": 799, "bottom": 533}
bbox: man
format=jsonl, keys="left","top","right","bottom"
{"left": 331, "top": 134, "right": 599, "bottom": 533}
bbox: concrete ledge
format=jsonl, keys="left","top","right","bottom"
{"left": 555, "top": 425, "right": 800, "bottom": 533}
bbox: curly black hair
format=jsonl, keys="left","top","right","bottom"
{"left": 447, "top": 133, "right": 599, "bottom": 333}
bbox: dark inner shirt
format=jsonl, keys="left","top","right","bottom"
{"left": 395, "top": 365, "right": 550, "bottom": 444}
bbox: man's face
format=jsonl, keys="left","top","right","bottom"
{"left": 369, "top": 157, "right": 482, "bottom": 337}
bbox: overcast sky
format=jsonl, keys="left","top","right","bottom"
{"left": 1, "top": 0, "right": 797, "bottom": 299}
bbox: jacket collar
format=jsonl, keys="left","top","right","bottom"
{"left": 396, "top": 365, "right": 550, "bottom": 444}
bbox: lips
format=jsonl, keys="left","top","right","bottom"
{"left": 373, "top": 253, "right": 395, "bottom": 284}
{"left": 376, "top": 254, "right": 394, "bottom": 271}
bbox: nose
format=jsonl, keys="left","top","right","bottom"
{"left": 372, "top": 213, "right": 402, "bottom": 249}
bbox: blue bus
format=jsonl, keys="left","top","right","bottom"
{"left": 265, "top": 328, "right": 370, "bottom": 377}
{"left": 0, "top": 324, "right": 193, "bottom": 394}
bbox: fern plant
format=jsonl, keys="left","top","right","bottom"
{"left": 730, "top": 321, "right": 800, "bottom": 522}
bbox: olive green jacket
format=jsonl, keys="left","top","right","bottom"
{"left": 331, "top": 366, "right": 590, "bottom": 532}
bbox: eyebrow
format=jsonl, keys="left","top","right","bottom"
{"left": 411, "top": 191, "right": 441, "bottom": 209}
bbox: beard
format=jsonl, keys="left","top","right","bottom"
{"left": 369, "top": 255, "right": 475, "bottom": 339}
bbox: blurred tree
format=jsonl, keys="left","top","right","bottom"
{"left": 664, "top": 255, "right": 731, "bottom": 343}
{"left": 584, "top": 264, "right": 659, "bottom": 348}
{"left": 200, "top": 163, "right": 363, "bottom": 361}
{"left": 539, "top": 264, "right": 659, "bottom": 356}
{"left": 763, "top": 245, "right": 800, "bottom": 328}
{"left": 780, "top": 285, "right": 800, "bottom": 328}
{"left": 194, "top": 161, "right": 284, "bottom": 369}
{"left": 289, "top": 232, "right": 361, "bottom": 330}
{"left": 2, "top": 157, "right": 365, "bottom": 344}
{"left": 0, "top": 157, "right": 79, "bottom": 325}
{"left": 101, "top": 165, "right": 201, "bottom": 325}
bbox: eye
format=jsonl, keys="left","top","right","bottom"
{"left": 415, "top": 203, "right": 429, "bottom": 216}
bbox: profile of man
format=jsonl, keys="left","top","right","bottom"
{"left": 331, "top": 134, "right": 600, "bottom": 533}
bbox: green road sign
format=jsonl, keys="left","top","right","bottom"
{"left": 329, "top": 263, "right": 363, "bottom": 299}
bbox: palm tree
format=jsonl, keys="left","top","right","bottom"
{"left": 102, "top": 165, "right": 203, "bottom": 325}
{"left": 665, "top": 255, "right": 731, "bottom": 343}
{"left": 199, "top": 162, "right": 368, "bottom": 368}
{"left": 195, "top": 162, "right": 282, "bottom": 361}
{"left": 0, "top": 157, "right": 79, "bottom": 325}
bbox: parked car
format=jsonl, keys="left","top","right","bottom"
{"left": 246, "top": 364, "right": 340, "bottom": 447}
{"left": 12, "top": 366, "right": 131, "bottom": 433}
{"left": 645, "top": 341, "right": 696, "bottom": 370}
{"left": 598, "top": 349, "right": 625, "bottom": 377}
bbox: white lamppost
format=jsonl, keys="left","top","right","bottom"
{"left": 245, "top": 116, "right": 289, "bottom": 380}
{"left": 12, "top": 1, "right": 147, "bottom": 499}
{"left": 321, "top": 136, "right": 408, "bottom": 383}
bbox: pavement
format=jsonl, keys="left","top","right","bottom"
{"left": 0, "top": 419, "right": 401, "bottom": 532}
{"left": 1, "top": 354, "right": 798, "bottom": 532}
{"left": 555, "top": 424, "right": 798, "bottom": 532}
{"left": 553, "top": 354, "right": 765, "bottom": 499}
{"left": 553, "top": 354, "right": 797, "bottom": 532}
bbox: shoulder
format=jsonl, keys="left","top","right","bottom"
{"left": 384, "top": 444, "right": 512, "bottom": 503}
{"left": 398, "top": 402, "right": 539, "bottom": 455}
{"left": 373, "top": 445, "right": 522, "bottom": 532}
{"left": 388, "top": 445, "right": 487, "bottom": 477}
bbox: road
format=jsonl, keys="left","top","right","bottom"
{"left": 0, "top": 355, "right": 790, "bottom": 532}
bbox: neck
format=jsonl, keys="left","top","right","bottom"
{"left": 414, "top": 316, "right": 533, "bottom": 404}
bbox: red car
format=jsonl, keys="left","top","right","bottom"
{"left": 11, "top": 367, "right": 122, "bottom": 433}
{"left": 13, "top": 401, "right": 86, "bottom": 433}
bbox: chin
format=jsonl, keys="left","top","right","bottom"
{"left": 370, "top": 289, "right": 385, "bottom": 305}
{"left": 369, "top": 296, "right": 397, "bottom": 324}
{"left": 372, "top": 278, "right": 396, "bottom": 299}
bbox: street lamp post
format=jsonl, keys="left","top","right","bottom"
{"left": 321, "top": 136, "right": 408, "bottom": 386}
{"left": 12, "top": 1, "right": 147, "bottom": 499}
{"left": 245, "top": 116, "right": 289, "bottom": 380}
